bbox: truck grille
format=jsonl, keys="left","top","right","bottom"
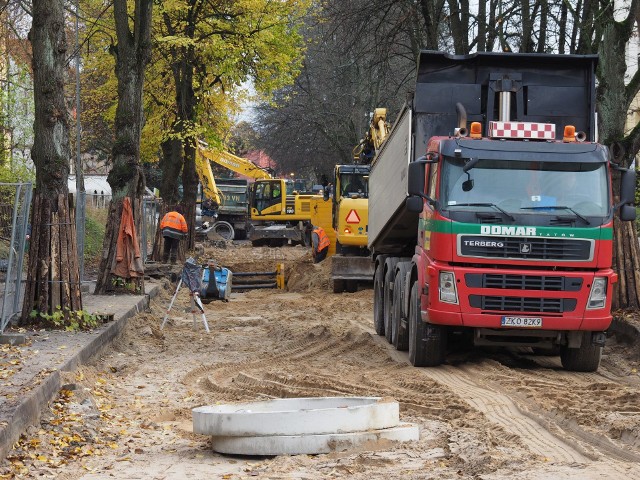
{"left": 469, "top": 295, "right": 577, "bottom": 313}
{"left": 465, "top": 274, "right": 583, "bottom": 291}
{"left": 458, "top": 235, "right": 593, "bottom": 261}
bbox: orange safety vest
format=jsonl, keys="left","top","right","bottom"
{"left": 160, "top": 211, "right": 188, "bottom": 238}
{"left": 314, "top": 226, "right": 330, "bottom": 252}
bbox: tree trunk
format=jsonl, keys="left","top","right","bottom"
{"left": 596, "top": 12, "right": 640, "bottom": 310}
{"left": 159, "top": 137, "right": 182, "bottom": 205}
{"left": 171, "top": 42, "right": 197, "bottom": 254}
{"left": 151, "top": 202, "right": 171, "bottom": 262}
{"left": 95, "top": 0, "right": 153, "bottom": 294}
{"left": 558, "top": 1, "right": 567, "bottom": 54}
{"left": 151, "top": 137, "right": 183, "bottom": 261}
{"left": 536, "top": 0, "right": 548, "bottom": 53}
{"left": 22, "top": 0, "right": 82, "bottom": 321}
{"left": 182, "top": 139, "right": 198, "bottom": 250}
{"left": 477, "top": 0, "right": 487, "bottom": 52}
{"left": 419, "top": 0, "right": 445, "bottom": 49}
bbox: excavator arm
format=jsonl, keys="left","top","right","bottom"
{"left": 352, "top": 108, "right": 389, "bottom": 164}
{"left": 195, "top": 147, "right": 223, "bottom": 207}
{"left": 198, "top": 141, "right": 273, "bottom": 180}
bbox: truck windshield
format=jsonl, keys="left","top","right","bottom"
{"left": 440, "top": 157, "right": 609, "bottom": 218}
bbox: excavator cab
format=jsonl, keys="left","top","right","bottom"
{"left": 250, "top": 179, "right": 286, "bottom": 216}
{"left": 339, "top": 172, "right": 368, "bottom": 198}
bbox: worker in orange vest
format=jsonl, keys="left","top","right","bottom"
{"left": 311, "top": 225, "right": 330, "bottom": 263}
{"left": 160, "top": 206, "right": 188, "bottom": 264}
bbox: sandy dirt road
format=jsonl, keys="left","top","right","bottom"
{"left": 2, "top": 243, "right": 640, "bottom": 479}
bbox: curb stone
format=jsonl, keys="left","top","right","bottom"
{"left": 0, "top": 285, "right": 161, "bottom": 461}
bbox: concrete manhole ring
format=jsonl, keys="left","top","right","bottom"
{"left": 193, "top": 396, "right": 400, "bottom": 437}
{"left": 209, "top": 422, "right": 420, "bottom": 456}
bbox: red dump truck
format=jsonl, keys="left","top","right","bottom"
{"left": 369, "top": 51, "right": 636, "bottom": 372}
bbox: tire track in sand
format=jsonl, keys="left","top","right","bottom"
{"left": 366, "top": 333, "right": 590, "bottom": 464}
{"left": 421, "top": 365, "right": 592, "bottom": 463}
{"left": 366, "top": 330, "right": 640, "bottom": 478}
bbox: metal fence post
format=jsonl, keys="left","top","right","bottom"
{"left": 0, "top": 183, "right": 31, "bottom": 333}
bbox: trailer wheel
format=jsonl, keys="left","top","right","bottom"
{"left": 333, "top": 279, "right": 345, "bottom": 293}
{"left": 383, "top": 267, "right": 395, "bottom": 344}
{"left": 560, "top": 333, "right": 601, "bottom": 372}
{"left": 408, "top": 281, "right": 446, "bottom": 367}
{"left": 392, "top": 263, "right": 410, "bottom": 351}
{"left": 383, "top": 258, "right": 400, "bottom": 344}
{"left": 373, "top": 264, "right": 385, "bottom": 336}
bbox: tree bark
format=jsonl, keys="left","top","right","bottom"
{"left": 95, "top": 0, "right": 153, "bottom": 294}
{"left": 182, "top": 139, "right": 198, "bottom": 250}
{"left": 22, "top": 0, "right": 82, "bottom": 321}
{"left": 419, "top": 0, "right": 445, "bottom": 49}
{"left": 595, "top": 3, "right": 640, "bottom": 310}
{"left": 151, "top": 137, "right": 183, "bottom": 261}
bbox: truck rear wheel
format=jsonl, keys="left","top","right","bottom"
{"left": 392, "top": 263, "right": 410, "bottom": 351}
{"left": 560, "top": 332, "right": 601, "bottom": 372}
{"left": 408, "top": 282, "right": 446, "bottom": 367}
{"left": 373, "top": 264, "right": 385, "bottom": 336}
{"left": 383, "top": 267, "right": 395, "bottom": 344}
{"left": 383, "top": 258, "right": 400, "bottom": 344}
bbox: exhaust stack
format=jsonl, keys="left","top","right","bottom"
{"left": 455, "top": 102, "right": 468, "bottom": 137}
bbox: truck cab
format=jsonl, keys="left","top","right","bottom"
{"left": 369, "top": 51, "right": 636, "bottom": 372}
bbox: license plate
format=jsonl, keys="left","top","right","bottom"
{"left": 501, "top": 316, "right": 542, "bottom": 328}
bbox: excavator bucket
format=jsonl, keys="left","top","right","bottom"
{"left": 330, "top": 255, "right": 374, "bottom": 293}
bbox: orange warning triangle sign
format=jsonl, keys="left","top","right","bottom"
{"left": 345, "top": 209, "right": 360, "bottom": 224}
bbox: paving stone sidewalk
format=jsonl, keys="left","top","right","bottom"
{"left": 0, "top": 281, "right": 162, "bottom": 460}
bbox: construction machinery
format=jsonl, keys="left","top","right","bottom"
{"left": 195, "top": 148, "right": 251, "bottom": 240}
{"left": 197, "top": 143, "right": 317, "bottom": 246}
{"left": 325, "top": 109, "right": 390, "bottom": 293}
{"left": 369, "top": 51, "right": 636, "bottom": 372}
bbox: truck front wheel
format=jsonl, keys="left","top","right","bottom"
{"left": 560, "top": 332, "right": 601, "bottom": 372}
{"left": 408, "top": 282, "right": 446, "bottom": 367}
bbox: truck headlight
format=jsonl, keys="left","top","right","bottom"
{"left": 439, "top": 271, "right": 458, "bottom": 304}
{"left": 587, "top": 277, "right": 607, "bottom": 310}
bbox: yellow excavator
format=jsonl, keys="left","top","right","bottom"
{"left": 197, "top": 142, "right": 318, "bottom": 246}
{"left": 194, "top": 146, "right": 252, "bottom": 240}
{"left": 312, "top": 108, "right": 389, "bottom": 292}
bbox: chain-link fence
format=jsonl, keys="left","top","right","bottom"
{"left": 0, "top": 183, "right": 33, "bottom": 333}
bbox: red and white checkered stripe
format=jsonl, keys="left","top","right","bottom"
{"left": 489, "top": 121, "right": 556, "bottom": 140}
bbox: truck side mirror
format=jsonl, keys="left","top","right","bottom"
{"left": 408, "top": 160, "right": 437, "bottom": 208}
{"left": 406, "top": 196, "right": 423, "bottom": 213}
{"left": 620, "top": 204, "right": 636, "bottom": 221}
{"left": 408, "top": 161, "right": 426, "bottom": 196}
{"left": 620, "top": 168, "right": 636, "bottom": 206}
